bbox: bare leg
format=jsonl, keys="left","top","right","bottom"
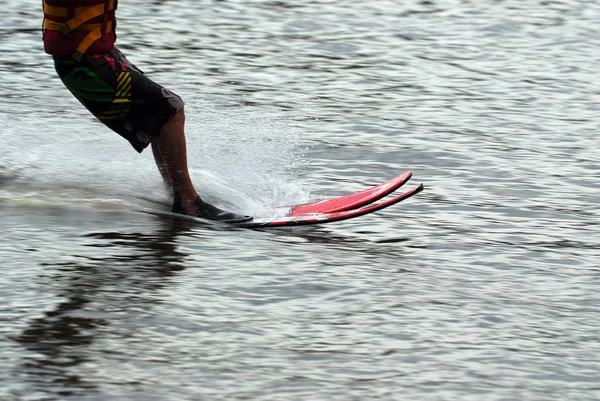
{"left": 151, "top": 141, "right": 171, "bottom": 187}
{"left": 153, "top": 107, "right": 198, "bottom": 215}
{"left": 152, "top": 107, "right": 252, "bottom": 222}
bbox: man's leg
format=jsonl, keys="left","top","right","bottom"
{"left": 55, "top": 50, "right": 249, "bottom": 222}
{"left": 151, "top": 141, "right": 170, "bottom": 186}
{"left": 153, "top": 108, "right": 252, "bottom": 222}
{"left": 153, "top": 107, "right": 199, "bottom": 215}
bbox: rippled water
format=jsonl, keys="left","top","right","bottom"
{"left": 1, "top": 1, "right": 599, "bottom": 400}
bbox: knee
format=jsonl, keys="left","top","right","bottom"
{"left": 172, "top": 107, "right": 185, "bottom": 124}
{"left": 162, "top": 107, "right": 185, "bottom": 131}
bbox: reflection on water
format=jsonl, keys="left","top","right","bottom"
{"left": 13, "top": 217, "right": 192, "bottom": 399}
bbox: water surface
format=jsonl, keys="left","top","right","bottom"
{"left": 1, "top": 1, "right": 599, "bottom": 400}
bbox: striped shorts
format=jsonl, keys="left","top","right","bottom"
{"left": 54, "top": 47, "right": 185, "bottom": 152}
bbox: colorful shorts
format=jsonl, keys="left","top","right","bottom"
{"left": 54, "top": 47, "right": 185, "bottom": 153}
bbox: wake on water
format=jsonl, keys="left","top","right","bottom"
{"left": 0, "top": 96, "right": 313, "bottom": 219}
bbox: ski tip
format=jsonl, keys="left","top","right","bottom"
{"left": 410, "top": 183, "right": 425, "bottom": 196}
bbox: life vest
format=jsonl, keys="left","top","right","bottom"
{"left": 43, "top": 0, "right": 117, "bottom": 61}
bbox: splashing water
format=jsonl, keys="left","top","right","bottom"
{"left": 185, "top": 95, "right": 313, "bottom": 216}
{"left": 0, "top": 96, "right": 312, "bottom": 218}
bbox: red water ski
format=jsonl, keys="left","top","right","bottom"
{"left": 283, "top": 171, "right": 413, "bottom": 216}
{"left": 237, "top": 183, "right": 424, "bottom": 228}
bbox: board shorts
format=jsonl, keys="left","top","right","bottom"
{"left": 53, "top": 47, "right": 185, "bottom": 153}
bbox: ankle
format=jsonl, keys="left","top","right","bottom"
{"left": 174, "top": 190, "right": 199, "bottom": 216}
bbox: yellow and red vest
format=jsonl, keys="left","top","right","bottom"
{"left": 43, "top": 0, "right": 117, "bottom": 60}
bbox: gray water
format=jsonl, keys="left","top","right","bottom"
{"left": 1, "top": 1, "right": 599, "bottom": 400}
